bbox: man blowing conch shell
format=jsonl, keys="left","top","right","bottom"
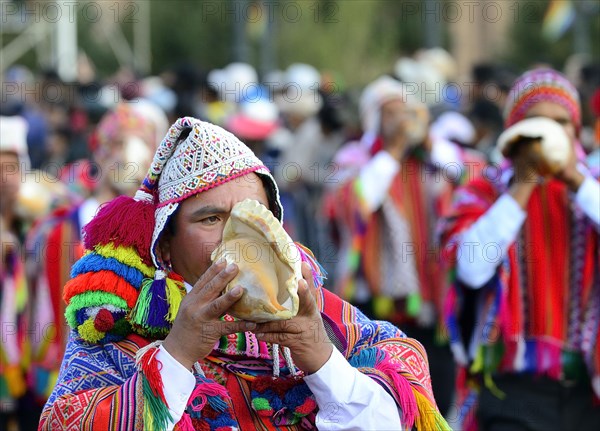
{"left": 40, "top": 118, "right": 450, "bottom": 431}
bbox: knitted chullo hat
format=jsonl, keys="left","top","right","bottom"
{"left": 143, "top": 117, "right": 282, "bottom": 268}
{"left": 504, "top": 68, "right": 581, "bottom": 129}
{"left": 64, "top": 117, "right": 285, "bottom": 343}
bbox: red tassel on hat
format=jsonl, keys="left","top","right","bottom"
{"left": 82, "top": 192, "right": 155, "bottom": 265}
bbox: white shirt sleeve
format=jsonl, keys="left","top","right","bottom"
{"left": 456, "top": 193, "right": 527, "bottom": 289}
{"left": 358, "top": 150, "right": 400, "bottom": 212}
{"left": 156, "top": 346, "right": 197, "bottom": 431}
{"left": 430, "top": 138, "right": 463, "bottom": 173}
{"left": 574, "top": 176, "right": 600, "bottom": 229}
{"left": 303, "top": 348, "right": 402, "bottom": 431}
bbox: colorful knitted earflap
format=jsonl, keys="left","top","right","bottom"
{"left": 64, "top": 117, "right": 283, "bottom": 343}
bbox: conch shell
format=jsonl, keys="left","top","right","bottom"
{"left": 211, "top": 199, "right": 301, "bottom": 322}
{"left": 497, "top": 117, "right": 572, "bottom": 176}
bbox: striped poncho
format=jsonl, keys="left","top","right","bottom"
{"left": 440, "top": 167, "right": 600, "bottom": 430}
{"left": 40, "top": 285, "right": 449, "bottom": 430}
{"left": 324, "top": 143, "right": 484, "bottom": 323}
{"left": 39, "top": 236, "right": 450, "bottom": 430}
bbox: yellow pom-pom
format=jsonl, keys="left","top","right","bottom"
{"left": 373, "top": 295, "right": 394, "bottom": 319}
{"left": 78, "top": 319, "right": 105, "bottom": 343}
{"left": 46, "top": 370, "right": 59, "bottom": 397}
{"left": 4, "top": 365, "right": 26, "bottom": 398}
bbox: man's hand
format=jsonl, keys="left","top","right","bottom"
{"left": 253, "top": 262, "right": 334, "bottom": 375}
{"left": 554, "top": 149, "right": 585, "bottom": 192}
{"left": 383, "top": 131, "right": 408, "bottom": 162}
{"left": 380, "top": 99, "right": 410, "bottom": 161}
{"left": 162, "top": 260, "right": 256, "bottom": 370}
{"left": 507, "top": 139, "right": 542, "bottom": 209}
{"left": 510, "top": 139, "right": 545, "bottom": 183}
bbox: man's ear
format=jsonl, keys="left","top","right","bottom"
{"left": 158, "top": 232, "right": 171, "bottom": 264}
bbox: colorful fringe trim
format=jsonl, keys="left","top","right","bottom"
{"left": 135, "top": 341, "right": 173, "bottom": 431}
{"left": 295, "top": 242, "right": 327, "bottom": 288}
{"left": 138, "top": 345, "right": 241, "bottom": 431}
{"left": 349, "top": 347, "right": 451, "bottom": 431}
{"left": 177, "top": 373, "right": 237, "bottom": 431}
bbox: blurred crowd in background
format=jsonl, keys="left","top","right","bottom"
{"left": 1, "top": 34, "right": 600, "bottom": 431}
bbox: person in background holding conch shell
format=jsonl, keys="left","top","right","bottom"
{"left": 323, "top": 76, "right": 485, "bottom": 417}
{"left": 40, "top": 117, "right": 451, "bottom": 431}
{"left": 440, "top": 68, "right": 600, "bottom": 431}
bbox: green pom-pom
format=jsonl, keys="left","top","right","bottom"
{"left": 112, "top": 319, "right": 132, "bottom": 337}
{"left": 252, "top": 397, "right": 272, "bottom": 411}
{"left": 406, "top": 292, "right": 422, "bottom": 317}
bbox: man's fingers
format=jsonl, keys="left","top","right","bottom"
{"left": 190, "top": 259, "right": 227, "bottom": 294}
{"left": 220, "top": 320, "right": 256, "bottom": 335}
{"left": 301, "top": 262, "right": 316, "bottom": 290}
{"left": 202, "top": 285, "right": 244, "bottom": 319}
{"left": 196, "top": 263, "right": 239, "bottom": 302}
{"left": 297, "top": 278, "right": 318, "bottom": 315}
{"left": 254, "top": 320, "right": 303, "bottom": 335}
{"left": 254, "top": 332, "right": 301, "bottom": 347}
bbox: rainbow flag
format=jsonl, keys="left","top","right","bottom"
{"left": 542, "top": 0, "right": 576, "bottom": 41}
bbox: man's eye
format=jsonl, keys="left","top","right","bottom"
{"left": 201, "top": 216, "right": 220, "bottom": 225}
{"left": 554, "top": 118, "right": 571, "bottom": 126}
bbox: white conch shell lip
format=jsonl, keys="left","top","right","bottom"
{"left": 210, "top": 199, "right": 301, "bottom": 322}
{"left": 497, "top": 117, "right": 572, "bottom": 168}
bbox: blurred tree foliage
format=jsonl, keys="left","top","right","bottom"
{"left": 143, "top": 0, "right": 598, "bottom": 84}
{"left": 148, "top": 1, "right": 233, "bottom": 73}
{"left": 502, "top": 0, "right": 600, "bottom": 70}
{"left": 274, "top": 0, "right": 450, "bottom": 85}
{"left": 5, "top": 1, "right": 597, "bottom": 84}
{"left": 127, "top": 0, "right": 444, "bottom": 85}
{"left": 145, "top": 0, "right": 433, "bottom": 85}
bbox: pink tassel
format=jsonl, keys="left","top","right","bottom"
{"left": 535, "top": 342, "right": 559, "bottom": 377}
{"left": 376, "top": 354, "right": 418, "bottom": 430}
{"left": 188, "top": 381, "right": 230, "bottom": 412}
{"left": 82, "top": 195, "right": 155, "bottom": 264}
{"left": 175, "top": 413, "right": 194, "bottom": 431}
{"left": 548, "top": 343, "right": 562, "bottom": 380}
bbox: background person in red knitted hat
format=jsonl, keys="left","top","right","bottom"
{"left": 40, "top": 117, "right": 451, "bottom": 431}
{"left": 441, "top": 68, "right": 600, "bottom": 431}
